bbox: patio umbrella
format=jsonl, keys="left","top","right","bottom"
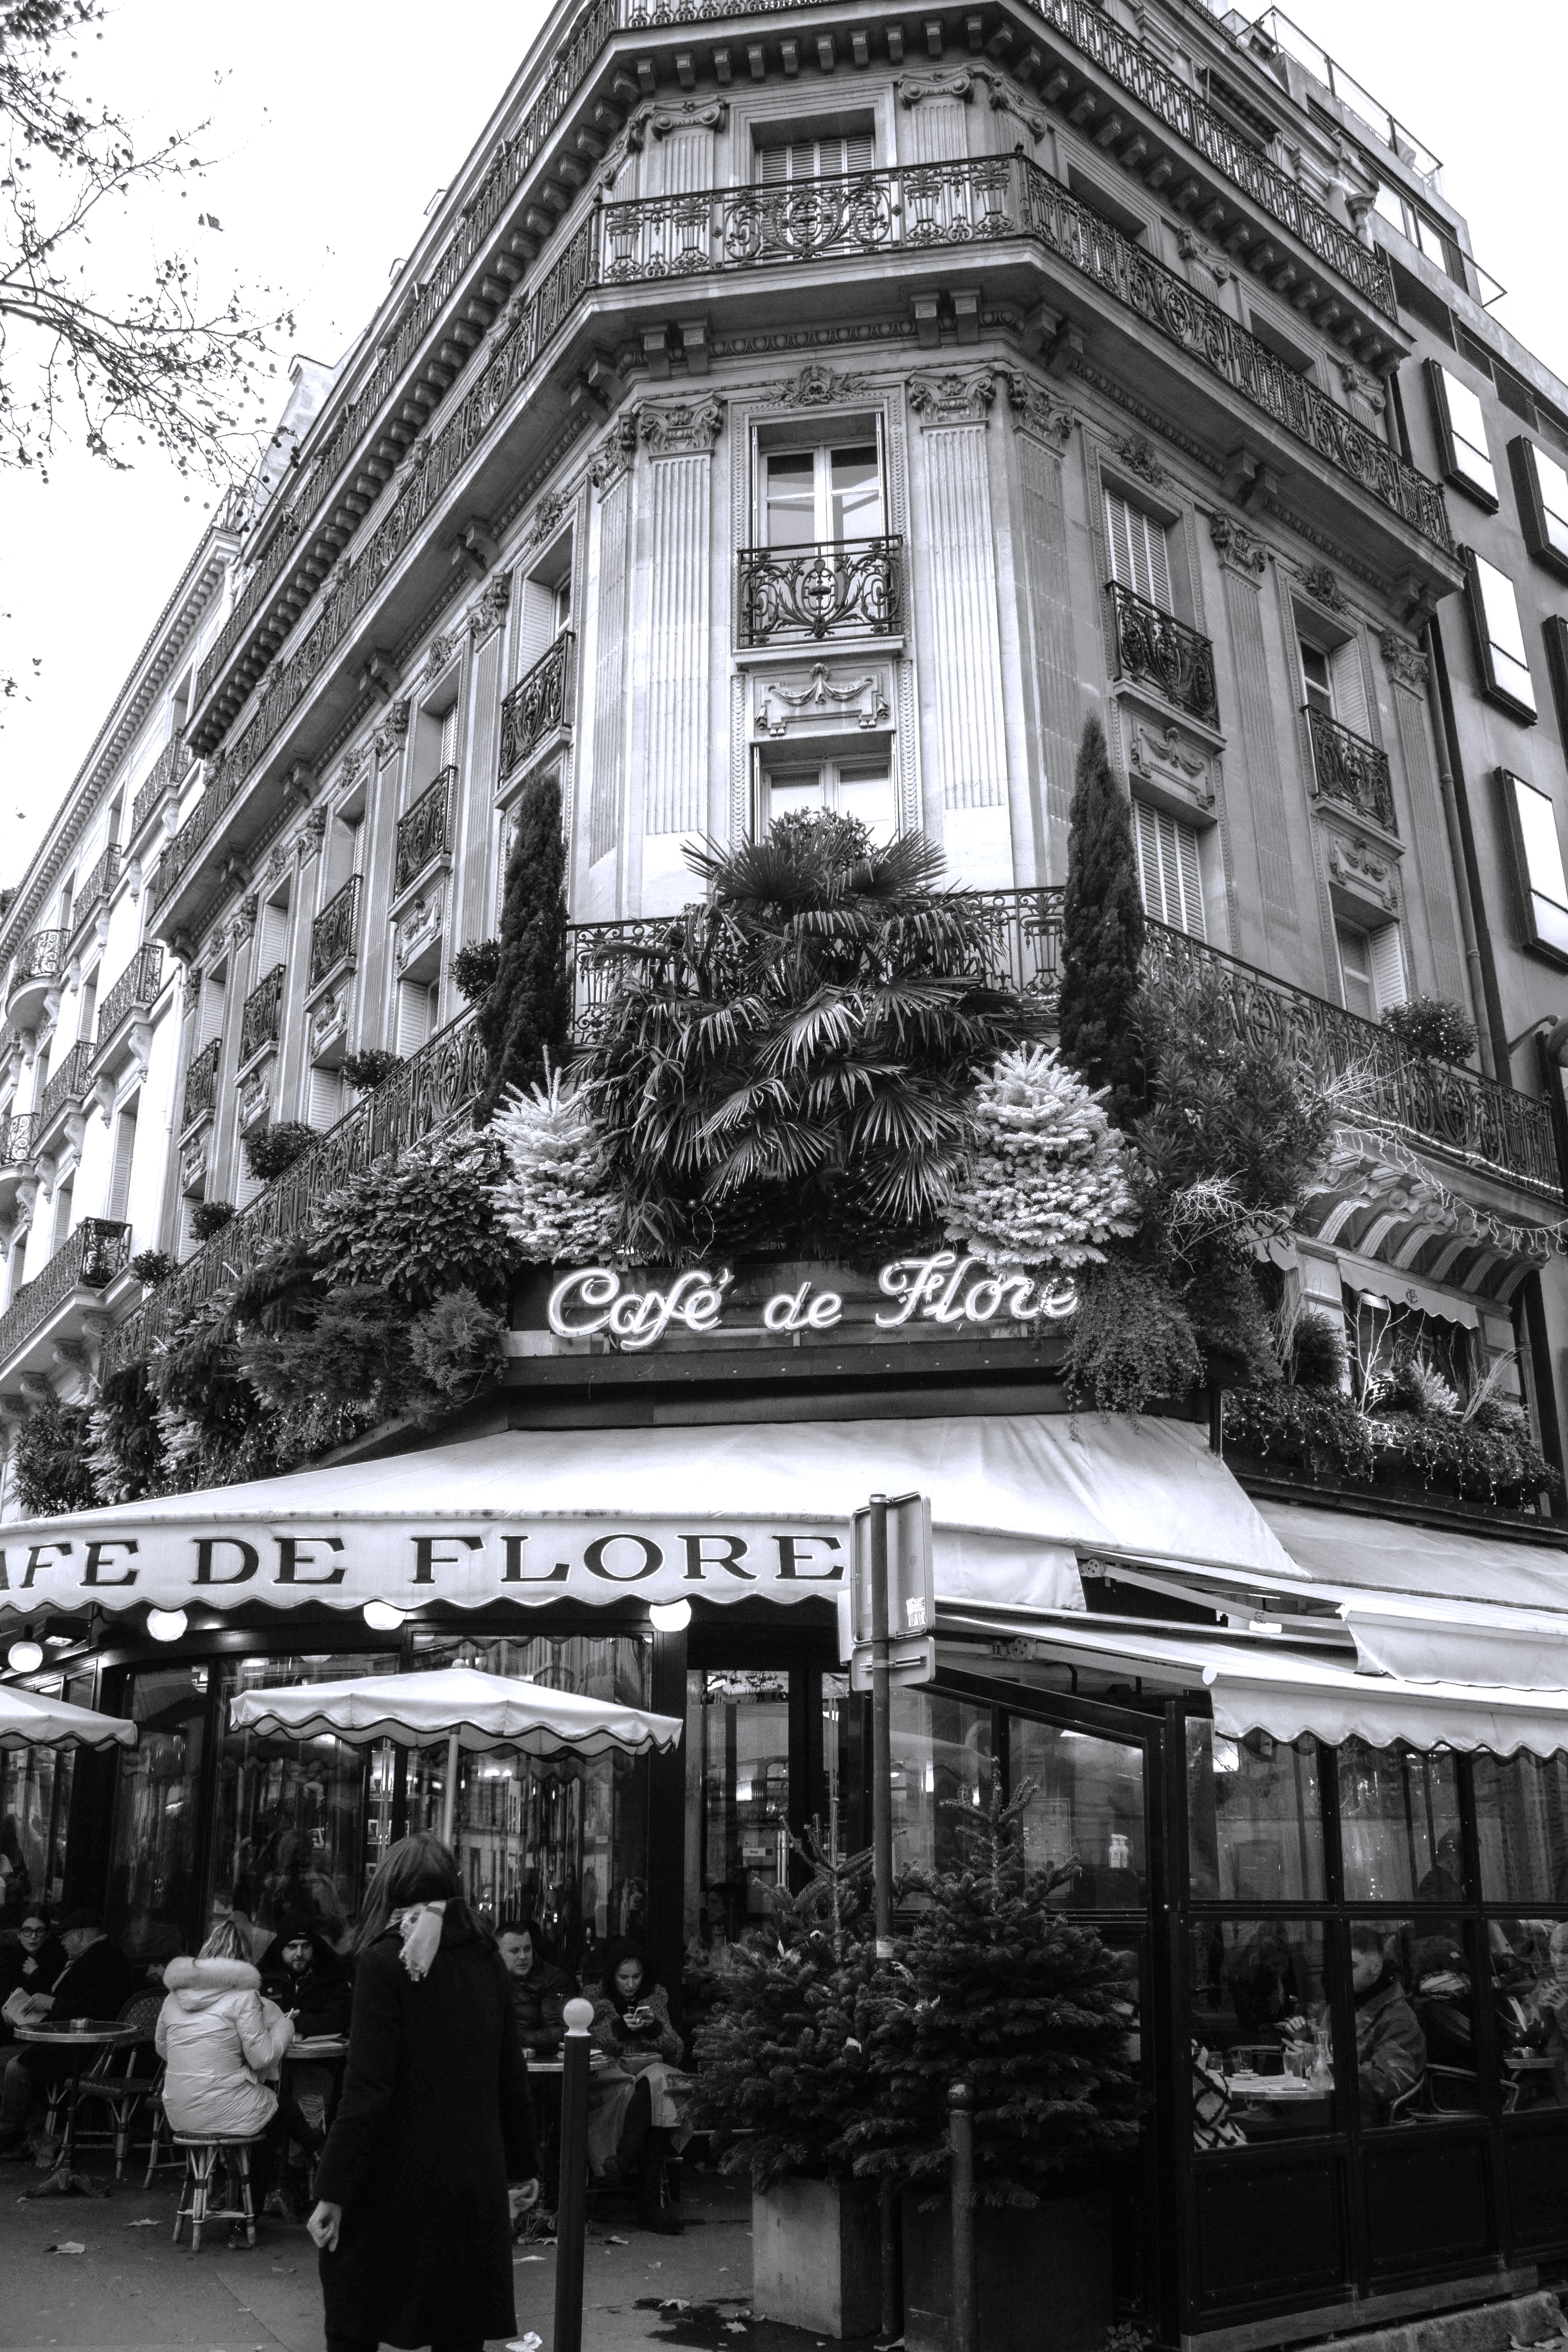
{"left": 228, "top": 1664, "right": 683, "bottom": 1842}
{"left": 0, "top": 1686, "right": 136, "bottom": 1750}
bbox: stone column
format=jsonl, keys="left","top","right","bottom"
{"left": 1209, "top": 510, "right": 1301, "bottom": 969}
{"left": 631, "top": 398, "right": 723, "bottom": 915}
{"left": 459, "top": 585, "right": 509, "bottom": 975}
{"left": 582, "top": 431, "right": 636, "bottom": 915}
{"left": 1379, "top": 627, "right": 1469, "bottom": 1006}
{"left": 1004, "top": 371, "right": 1078, "bottom": 882}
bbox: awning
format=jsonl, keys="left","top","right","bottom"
{"left": 0, "top": 1412, "right": 1296, "bottom": 1619}
{"left": 229, "top": 1665, "right": 682, "bottom": 1757}
{"left": 0, "top": 1686, "right": 137, "bottom": 1750}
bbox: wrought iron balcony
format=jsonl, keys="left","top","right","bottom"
{"left": 1107, "top": 583, "right": 1219, "bottom": 728}
{"left": 738, "top": 538, "right": 902, "bottom": 647}
{"left": 34, "top": 1040, "right": 93, "bottom": 1137}
{"left": 0, "top": 1112, "right": 34, "bottom": 1166}
{"left": 1305, "top": 704, "right": 1397, "bottom": 833}
{"left": 131, "top": 730, "right": 190, "bottom": 839}
{"left": 239, "top": 962, "right": 286, "bottom": 1066}
{"left": 10, "top": 928, "right": 65, "bottom": 995}
{"left": 310, "top": 873, "right": 363, "bottom": 991}
{"left": 181, "top": 1036, "right": 221, "bottom": 1132}
{"left": 70, "top": 845, "right": 121, "bottom": 939}
{"left": 100, "top": 1012, "right": 485, "bottom": 1383}
{"left": 395, "top": 769, "right": 456, "bottom": 898}
{"left": 0, "top": 1216, "right": 130, "bottom": 1373}
{"left": 499, "top": 635, "right": 575, "bottom": 784}
{"left": 93, "top": 946, "right": 164, "bottom": 1061}
{"left": 149, "top": 756, "right": 243, "bottom": 914}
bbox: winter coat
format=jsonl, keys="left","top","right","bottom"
{"left": 259, "top": 1931, "right": 352, "bottom": 2040}
{"left": 313, "top": 1906, "right": 538, "bottom": 2352}
{"left": 46, "top": 1936, "right": 138, "bottom": 2024}
{"left": 510, "top": 1957, "right": 576, "bottom": 2053}
{"left": 155, "top": 1956, "right": 294, "bottom": 2139}
{"left": 589, "top": 1979, "right": 682, "bottom": 2074}
{"left": 0, "top": 1934, "right": 66, "bottom": 2002}
{"left": 1355, "top": 1976, "right": 1428, "bottom": 2121}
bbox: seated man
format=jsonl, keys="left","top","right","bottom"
{"left": 1352, "top": 1925, "right": 1427, "bottom": 2125}
{"left": 0, "top": 1909, "right": 138, "bottom": 2158}
{"left": 498, "top": 1919, "right": 576, "bottom": 2057}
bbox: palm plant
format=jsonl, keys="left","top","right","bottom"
{"left": 580, "top": 813, "right": 1047, "bottom": 1263}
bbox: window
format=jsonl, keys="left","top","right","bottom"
{"left": 1499, "top": 768, "right": 1568, "bottom": 962}
{"left": 1510, "top": 437, "right": 1568, "bottom": 577}
{"left": 1428, "top": 363, "right": 1497, "bottom": 505}
{"left": 1465, "top": 550, "right": 1536, "bottom": 716}
{"left": 753, "top": 126, "right": 873, "bottom": 184}
{"left": 1186, "top": 1721, "right": 1325, "bottom": 1903}
{"left": 1379, "top": 186, "right": 1467, "bottom": 286}
{"left": 1135, "top": 802, "right": 1205, "bottom": 938}
{"left": 1299, "top": 642, "right": 1333, "bottom": 719}
{"left": 760, "top": 754, "right": 894, "bottom": 843}
{"left": 1104, "top": 488, "right": 1171, "bottom": 612}
{"left": 50, "top": 1176, "right": 73, "bottom": 1255}
{"left": 107, "top": 1101, "right": 137, "bottom": 1224}
{"left": 552, "top": 577, "right": 572, "bottom": 637}
{"left": 76, "top": 971, "right": 97, "bottom": 1047}
{"left": 1335, "top": 919, "right": 1405, "bottom": 1020}
{"left": 1190, "top": 1918, "right": 1337, "bottom": 2144}
{"left": 762, "top": 441, "right": 883, "bottom": 548}
{"left": 439, "top": 702, "right": 459, "bottom": 776}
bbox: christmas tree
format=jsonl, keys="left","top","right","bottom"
{"left": 944, "top": 1044, "right": 1141, "bottom": 1271}
{"left": 1056, "top": 716, "right": 1145, "bottom": 1120}
{"left": 490, "top": 1062, "right": 622, "bottom": 1264}
{"left": 478, "top": 773, "right": 569, "bottom": 1115}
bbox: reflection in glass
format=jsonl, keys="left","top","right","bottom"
{"left": 890, "top": 1689, "right": 990, "bottom": 1877}
{"left": 0, "top": 1738, "right": 74, "bottom": 1920}
{"left": 1011, "top": 1718, "right": 1146, "bottom": 1908}
{"left": 1186, "top": 1722, "right": 1324, "bottom": 1901}
{"left": 1189, "top": 1919, "right": 1334, "bottom": 2146}
{"left": 1352, "top": 1916, "right": 1476, "bottom": 2125}
{"left": 1488, "top": 1916, "right": 1568, "bottom": 2112}
{"left": 105, "top": 1667, "right": 210, "bottom": 1963}
{"left": 1337, "top": 1740, "right": 1462, "bottom": 1903}
{"left": 684, "top": 1670, "right": 792, "bottom": 1955}
{"left": 1473, "top": 1751, "right": 1568, "bottom": 1904}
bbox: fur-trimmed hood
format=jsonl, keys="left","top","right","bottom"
{"left": 162, "top": 1954, "right": 262, "bottom": 2011}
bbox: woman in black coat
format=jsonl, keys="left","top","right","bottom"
{"left": 308, "top": 1834, "right": 539, "bottom": 2352}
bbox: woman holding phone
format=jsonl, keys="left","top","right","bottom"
{"left": 588, "top": 1939, "right": 686, "bottom": 2234}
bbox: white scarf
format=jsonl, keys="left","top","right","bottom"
{"left": 396, "top": 1901, "right": 446, "bottom": 1981}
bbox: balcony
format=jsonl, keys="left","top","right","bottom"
{"left": 93, "top": 945, "right": 164, "bottom": 1078}
{"left": 737, "top": 539, "right": 902, "bottom": 648}
{"left": 0, "top": 1217, "right": 130, "bottom": 1379}
{"left": 1305, "top": 705, "right": 1397, "bottom": 833}
{"left": 238, "top": 962, "right": 286, "bottom": 1068}
{"left": 394, "top": 769, "right": 456, "bottom": 900}
{"left": 130, "top": 730, "right": 191, "bottom": 844}
{"left": 181, "top": 1036, "right": 221, "bottom": 1134}
{"left": 1107, "top": 583, "right": 1219, "bottom": 729}
{"left": 0, "top": 1113, "right": 35, "bottom": 1166}
{"left": 6, "top": 929, "right": 65, "bottom": 1027}
{"left": 68, "top": 845, "right": 121, "bottom": 949}
{"left": 310, "top": 873, "right": 363, "bottom": 993}
{"left": 33, "top": 1040, "right": 94, "bottom": 1148}
{"left": 149, "top": 758, "right": 245, "bottom": 915}
{"left": 499, "top": 634, "right": 575, "bottom": 789}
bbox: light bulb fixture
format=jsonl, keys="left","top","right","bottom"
{"left": 146, "top": 1607, "right": 189, "bottom": 1644}
{"left": 6, "top": 1639, "right": 43, "bottom": 1674}
{"left": 363, "top": 1600, "right": 409, "bottom": 1632}
{"left": 648, "top": 1598, "right": 692, "bottom": 1634}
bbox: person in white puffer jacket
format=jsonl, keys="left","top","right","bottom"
{"left": 157, "top": 1917, "right": 294, "bottom": 2233}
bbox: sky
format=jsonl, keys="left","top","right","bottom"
{"left": 0, "top": 0, "right": 1561, "bottom": 882}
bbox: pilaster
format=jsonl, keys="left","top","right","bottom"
{"left": 1209, "top": 509, "right": 1299, "bottom": 965}
{"left": 1380, "top": 628, "right": 1469, "bottom": 1007}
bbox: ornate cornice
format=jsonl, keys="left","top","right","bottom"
{"left": 906, "top": 366, "right": 999, "bottom": 424}
{"left": 1209, "top": 510, "right": 1269, "bottom": 577}
{"left": 894, "top": 64, "right": 1044, "bottom": 139}
{"left": 637, "top": 397, "right": 724, "bottom": 455}
{"left": 1299, "top": 563, "right": 1348, "bottom": 615}
{"left": 757, "top": 362, "right": 877, "bottom": 408}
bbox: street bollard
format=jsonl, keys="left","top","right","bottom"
{"left": 949, "top": 2081, "right": 976, "bottom": 2352}
{"left": 554, "top": 1995, "right": 594, "bottom": 2352}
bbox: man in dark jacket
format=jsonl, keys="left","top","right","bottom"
{"left": 0, "top": 1909, "right": 138, "bottom": 2155}
{"left": 1352, "top": 1926, "right": 1428, "bottom": 2123}
{"left": 260, "top": 1913, "right": 352, "bottom": 2039}
{"left": 498, "top": 1919, "right": 576, "bottom": 2055}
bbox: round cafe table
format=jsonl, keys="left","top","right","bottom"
{"left": 14, "top": 2020, "right": 144, "bottom": 2197}
{"left": 279, "top": 2033, "right": 350, "bottom": 2146}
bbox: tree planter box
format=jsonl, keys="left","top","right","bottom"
{"left": 900, "top": 2188, "right": 1113, "bottom": 2352}
{"left": 752, "top": 2178, "right": 882, "bottom": 2340}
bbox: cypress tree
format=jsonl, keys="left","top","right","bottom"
{"left": 1056, "top": 715, "right": 1146, "bottom": 1118}
{"left": 478, "top": 774, "right": 569, "bottom": 1115}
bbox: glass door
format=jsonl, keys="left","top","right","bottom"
{"left": 685, "top": 1670, "right": 795, "bottom": 1955}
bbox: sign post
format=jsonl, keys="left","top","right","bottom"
{"left": 554, "top": 1995, "right": 594, "bottom": 2352}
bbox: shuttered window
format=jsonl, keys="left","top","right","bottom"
{"left": 1104, "top": 490, "right": 1172, "bottom": 612}
{"left": 1135, "top": 802, "right": 1205, "bottom": 938}
{"left": 1369, "top": 921, "right": 1408, "bottom": 1012}
{"left": 439, "top": 703, "right": 459, "bottom": 775}
{"left": 1328, "top": 640, "right": 1372, "bottom": 740}
{"left": 107, "top": 1103, "right": 138, "bottom": 1225}
{"left": 756, "top": 130, "right": 875, "bottom": 184}
{"left": 1338, "top": 919, "right": 1407, "bottom": 1019}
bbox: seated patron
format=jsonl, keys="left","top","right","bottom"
{"left": 587, "top": 1940, "right": 687, "bottom": 2235}
{"left": 498, "top": 1920, "right": 576, "bottom": 2055}
{"left": 1352, "top": 1926, "right": 1427, "bottom": 2123}
{"left": 259, "top": 1913, "right": 351, "bottom": 2040}
{"left": 0, "top": 1909, "right": 139, "bottom": 2157}
{"left": 0, "top": 1913, "right": 67, "bottom": 2045}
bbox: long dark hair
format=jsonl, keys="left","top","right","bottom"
{"left": 354, "top": 1832, "right": 463, "bottom": 1955}
{"left": 599, "top": 1937, "right": 656, "bottom": 2017}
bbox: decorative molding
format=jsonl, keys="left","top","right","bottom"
{"left": 529, "top": 490, "right": 570, "bottom": 547}
{"left": 339, "top": 746, "right": 368, "bottom": 792}
{"left": 1326, "top": 827, "right": 1400, "bottom": 912}
{"left": 626, "top": 97, "right": 729, "bottom": 149}
{"left": 756, "top": 663, "right": 892, "bottom": 737}
{"left": 1338, "top": 358, "right": 1387, "bottom": 414}
{"left": 1379, "top": 627, "right": 1430, "bottom": 692}
{"left": 1002, "top": 371, "right": 1074, "bottom": 446}
{"left": 300, "top": 807, "right": 328, "bottom": 856}
{"left": 589, "top": 411, "right": 641, "bottom": 497}
{"left": 1299, "top": 563, "right": 1348, "bottom": 614}
{"left": 373, "top": 697, "right": 411, "bottom": 764}
{"left": 421, "top": 632, "right": 459, "bottom": 687}
{"left": 468, "top": 569, "right": 513, "bottom": 644}
{"left": 759, "top": 362, "right": 877, "bottom": 408}
{"left": 236, "top": 1066, "right": 272, "bottom": 1133}
{"left": 906, "top": 367, "right": 998, "bottom": 424}
{"left": 1113, "top": 432, "right": 1169, "bottom": 488}
{"left": 233, "top": 893, "right": 259, "bottom": 944}
{"left": 1176, "top": 225, "right": 1233, "bottom": 285}
{"left": 307, "top": 985, "right": 350, "bottom": 1068}
{"left": 1127, "top": 716, "right": 1216, "bottom": 810}
{"left": 637, "top": 398, "right": 724, "bottom": 455}
{"left": 1208, "top": 510, "right": 1269, "bottom": 577}
{"left": 393, "top": 884, "right": 445, "bottom": 978}
{"left": 894, "top": 64, "right": 1044, "bottom": 138}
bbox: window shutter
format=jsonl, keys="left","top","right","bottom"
{"left": 1135, "top": 800, "right": 1163, "bottom": 922}
{"left": 107, "top": 1106, "right": 137, "bottom": 1225}
{"left": 1369, "top": 922, "right": 1407, "bottom": 1013}
{"left": 1327, "top": 640, "right": 1372, "bottom": 739}
{"left": 440, "top": 704, "right": 459, "bottom": 775}
{"left": 1135, "top": 802, "right": 1205, "bottom": 938}
{"left": 843, "top": 131, "right": 874, "bottom": 174}
{"left": 1104, "top": 490, "right": 1171, "bottom": 611}
{"left": 1174, "top": 817, "right": 1206, "bottom": 939}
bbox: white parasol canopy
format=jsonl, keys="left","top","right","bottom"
{"left": 0, "top": 1684, "right": 137, "bottom": 1750}
{"left": 228, "top": 1664, "right": 684, "bottom": 1843}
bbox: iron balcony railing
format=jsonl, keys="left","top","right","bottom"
{"left": 737, "top": 538, "right": 902, "bottom": 647}
{"left": 0, "top": 1112, "right": 35, "bottom": 1165}
{"left": 310, "top": 873, "right": 363, "bottom": 991}
{"left": 70, "top": 845, "right": 121, "bottom": 936}
{"left": 148, "top": 753, "right": 244, "bottom": 913}
{"left": 1107, "top": 583, "right": 1220, "bottom": 728}
{"left": 395, "top": 768, "right": 456, "bottom": 897}
{"left": 10, "top": 928, "right": 65, "bottom": 994}
{"left": 0, "top": 1217, "right": 130, "bottom": 1372}
{"left": 34, "top": 1040, "right": 93, "bottom": 1136}
{"left": 499, "top": 634, "right": 575, "bottom": 783}
{"left": 1304, "top": 704, "right": 1397, "bottom": 833}
{"left": 100, "top": 1012, "right": 485, "bottom": 1382}
{"left": 239, "top": 962, "right": 286, "bottom": 1066}
{"left": 199, "top": 157, "right": 1451, "bottom": 859}
{"left": 131, "top": 730, "right": 191, "bottom": 839}
{"left": 93, "top": 945, "right": 164, "bottom": 1058}
{"left": 181, "top": 1036, "right": 221, "bottom": 1132}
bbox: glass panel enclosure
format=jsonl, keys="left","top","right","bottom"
{"left": 1012, "top": 1719, "right": 1147, "bottom": 1908}
{"left": 1190, "top": 1919, "right": 1336, "bottom": 2143}
{"left": 1473, "top": 1752, "right": 1568, "bottom": 1902}
{"left": 0, "top": 1738, "right": 74, "bottom": 1921}
{"left": 1187, "top": 1722, "right": 1325, "bottom": 1901}
{"left": 1337, "top": 1740, "right": 1462, "bottom": 1902}
{"left": 105, "top": 1666, "right": 211, "bottom": 1964}
{"left": 686, "top": 1670, "right": 793, "bottom": 1954}
{"left": 1352, "top": 1916, "right": 1477, "bottom": 2123}
{"left": 890, "top": 1687, "right": 991, "bottom": 1877}
{"left": 1488, "top": 1918, "right": 1568, "bottom": 2111}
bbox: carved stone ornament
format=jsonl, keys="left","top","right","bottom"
{"left": 760, "top": 362, "right": 875, "bottom": 408}
{"left": 1115, "top": 433, "right": 1169, "bottom": 488}
{"left": 1327, "top": 829, "right": 1399, "bottom": 913}
{"left": 1379, "top": 627, "right": 1429, "bottom": 692}
{"left": 234, "top": 893, "right": 259, "bottom": 944}
{"left": 1338, "top": 358, "right": 1387, "bottom": 413}
{"left": 637, "top": 398, "right": 725, "bottom": 455}
{"left": 626, "top": 97, "right": 729, "bottom": 150}
{"left": 300, "top": 807, "right": 328, "bottom": 855}
{"left": 339, "top": 747, "right": 367, "bottom": 791}
{"left": 394, "top": 887, "right": 445, "bottom": 977}
{"left": 590, "top": 412, "right": 641, "bottom": 496}
{"left": 530, "top": 490, "right": 570, "bottom": 547}
{"left": 468, "top": 568, "right": 513, "bottom": 642}
{"left": 236, "top": 1067, "right": 271, "bottom": 1133}
{"left": 1300, "top": 564, "right": 1347, "bottom": 615}
{"left": 1209, "top": 511, "right": 1268, "bottom": 576}
{"left": 1127, "top": 719, "right": 1215, "bottom": 809}
{"left": 756, "top": 663, "right": 892, "bottom": 737}
{"left": 421, "top": 632, "right": 459, "bottom": 687}
{"left": 907, "top": 367, "right": 997, "bottom": 424}
{"left": 265, "top": 842, "right": 290, "bottom": 887}
{"left": 178, "top": 1131, "right": 209, "bottom": 1200}
{"left": 1003, "top": 372, "right": 1075, "bottom": 446}
{"left": 1176, "top": 226, "right": 1232, "bottom": 285}
{"left": 894, "top": 64, "right": 1044, "bottom": 138}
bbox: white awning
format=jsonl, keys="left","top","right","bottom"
{"left": 0, "top": 1412, "right": 1296, "bottom": 1620}
{"left": 0, "top": 1685, "right": 136, "bottom": 1750}
{"left": 229, "top": 1665, "right": 682, "bottom": 1757}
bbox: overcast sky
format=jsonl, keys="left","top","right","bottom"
{"left": 0, "top": 0, "right": 1559, "bottom": 882}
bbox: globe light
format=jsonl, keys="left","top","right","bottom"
{"left": 363, "top": 1600, "right": 409, "bottom": 1632}
{"left": 6, "top": 1639, "right": 44, "bottom": 1673}
{"left": 146, "top": 1608, "right": 189, "bottom": 1644}
{"left": 648, "top": 1599, "right": 692, "bottom": 1633}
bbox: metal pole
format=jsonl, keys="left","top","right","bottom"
{"left": 441, "top": 1728, "right": 459, "bottom": 1847}
{"left": 949, "top": 2082, "right": 976, "bottom": 2352}
{"left": 868, "top": 1493, "right": 902, "bottom": 2346}
{"left": 554, "top": 1996, "right": 593, "bottom": 2352}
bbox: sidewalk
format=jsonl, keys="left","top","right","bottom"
{"left": 0, "top": 2151, "right": 874, "bottom": 2352}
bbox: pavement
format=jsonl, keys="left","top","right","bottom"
{"left": 0, "top": 2145, "right": 877, "bottom": 2352}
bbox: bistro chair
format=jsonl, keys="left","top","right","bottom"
{"left": 171, "top": 2132, "right": 262, "bottom": 2252}
{"left": 69, "top": 1992, "right": 163, "bottom": 2180}
{"left": 140, "top": 2075, "right": 186, "bottom": 2188}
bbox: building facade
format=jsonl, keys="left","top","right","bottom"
{"left": 5, "top": 2, "right": 1568, "bottom": 2344}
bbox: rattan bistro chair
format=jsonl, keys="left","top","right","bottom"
{"left": 171, "top": 2133, "right": 263, "bottom": 2252}
{"left": 58, "top": 1991, "right": 163, "bottom": 2180}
